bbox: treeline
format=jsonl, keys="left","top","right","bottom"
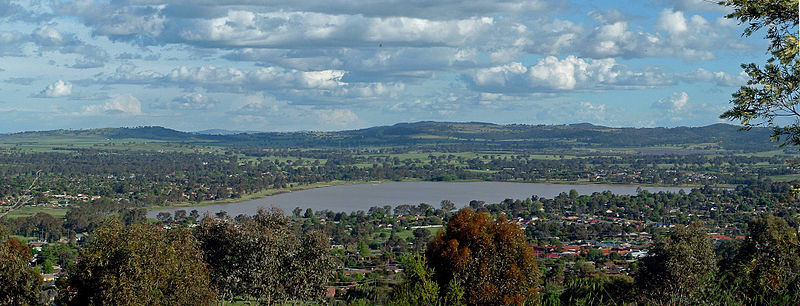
{"left": 2, "top": 208, "right": 798, "bottom": 305}
{"left": 4, "top": 180, "right": 799, "bottom": 250}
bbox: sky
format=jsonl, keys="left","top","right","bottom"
{"left": 0, "top": 0, "right": 771, "bottom": 133}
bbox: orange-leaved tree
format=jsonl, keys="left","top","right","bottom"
{"left": 425, "top": 208, "right": 540, "bottom": 305}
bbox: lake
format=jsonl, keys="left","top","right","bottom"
{"left": 148, "top": 181, "right": 688, "bottom": 218}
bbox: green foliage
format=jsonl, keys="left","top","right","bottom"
{"left": 388, "top": 254, "right": 465, "bottom": 306}
{"left": 560, "top": 273, "right": 634, "bottom": 305}
{"left": 636, "top": 222, "right": 717, "bottom": 304}
{"left": 61, "top": 219, "right": 217, "bottom": 305}
{"left": 724, "top": 215, "right": 800, "bottom": 304}
{"left": 120, "top": 208, "right": 147, "bottom": 226}
{"left": 0, "top": 237, "right": 42, "bottom": 306}
{"left": 194, "top": 208, "right": 335, "bottom": 304}
{"left": 426, "top": 208, "right": 541, "bottom": 305}
{"left": 387, "top": 254, "right": 440, "bottom": 306}
{"left": 719, "top": 0, "right": 800, "bottom": 145}
{"left": 358, "top": 240, "right": 371, "bottom": 258}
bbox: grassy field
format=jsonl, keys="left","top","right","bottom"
{"left": 373, "top": 225, "right": 443, "bottom": 242}
{"left": 3, "top": 206, "right": 69, "bottom": 219}
{"left": 767, "top": 174, "right": 800, "bottom": 182}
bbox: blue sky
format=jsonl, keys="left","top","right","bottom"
{"left": 0, "top": 0, "right": 770, "bottom": 132}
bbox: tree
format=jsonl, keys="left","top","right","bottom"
{"left": 560, "top": 273, "right": 634, "bottom": 305}
{"left": 635, "top": 222, "right": 717, "bottom": 304}
{"left": 156, "top": 212, "right": 171, "bottom": 223}
{"left": 0, "top": 237, "right": 42, "bottom": 305}
{"left": 194, "top": 208, "right": 334, "bottom": 304}
{"left": 61, "top": 219, "right": 217, "bottom": 305}
{"left": 173, "top": 209, "right": 187, "bottom": 221}
{"left": 725, "top": 215, "right": 800, "bottom": 303}
{"left": 719, "top": 0, "right": 800, "bottom": 145}
{"left": 425, "top": 208, "right": 540, "bottom": 305}
{"left": 440, "top": 200, "right": 455, "bottom": 213}
{"left": 388, "top": 254, "right": 464, "bottom": 306}
{"left": 121, "top": 208, "right": 146, "bottom": 226}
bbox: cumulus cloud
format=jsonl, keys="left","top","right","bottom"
{"left": 0, "top": 31, "right": 28, "bottom": 56}
{"left": 158, "top": 93, "right": 218, "bottom": 110}
{"left": 652, "top": 92, "right": 689, "bottom": 114}
{"left": 32, "top": 25, "right": 109, "bottom": 68}
{"left": 314, "top": 109, "right": 359, "bottom": 126}
{"left": 84, "top": 94, "right": 142, "bottom": 115}
{"left": 658, "top": 0, "right": 729, "bottom": 12}
{"left": 683, "top": 68, "right": 748, "bottom": 87}
{"left": 229, "top": 94, "right": 288, "bottom": 116}
{"left": 167, "top": 11, "right": 494, "bottom": 49}
{"left": 576, "top": 9, "right": 746, "bottom": 61}
{"left": 587, "top": 9, "right": 631, "bottom": 24}
{"left": 468, "top": 56, "right": 675, "bottom": 93}
{"left": 36, "top": 80, "right": 72, "bottom": 98}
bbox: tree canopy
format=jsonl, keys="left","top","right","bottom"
{"left": 425, "top": 208, "right": 540, "bottom": 305}
{"left": 720, "top": 0, "right": 800, "bottom": 145}
{"left": 194, "top": 208, "right": 335, "bottom": 304}
{"left": 60, "top": 219, "right": 217, "bottom": 305}
{"left": 635, "top": 222, "right": 717, "bottom": 304}
{"left": 0, "top": 237, "right": 42, "bottom": 306}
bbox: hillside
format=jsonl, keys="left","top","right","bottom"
{"left": 0, "top": 122, "right": 780, "bottom": 151}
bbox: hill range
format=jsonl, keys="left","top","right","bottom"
{"left": 0, "top": 122, "right": 781, "bottom": 152}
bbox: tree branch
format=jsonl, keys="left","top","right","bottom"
{"left": 0, "top": 171, "right": 42, "bottom": 219}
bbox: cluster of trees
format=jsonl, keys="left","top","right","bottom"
{"left": 193, "top": 208, "right": 335, "bottom": 303}
{"left": 1, "top": 208, "right": 336, "bottom": 305}
{"left": 2, "top": 203, "right": 800, "bottom": 305}
{"left": 386, "top": 210, "right": 800, "bottom": 305}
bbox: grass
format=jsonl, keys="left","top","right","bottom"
{"left": 3, "top": 206, "right": 69, "bottom": 219}
{"left": 767, "top": 174, "right": 800, "bottom": 182}
{"left": 373, "top": 226, "right": 443, "bottom": 242}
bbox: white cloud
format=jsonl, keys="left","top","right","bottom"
{"left": 468, "top": 56, "right": 675, "bottom": 93}
{"left": 683, "top": 68, "right": 748, "bottom": 87}
{"left": 31, "top": 25, "right": 110, "bottom": 68}
{"left": 653, "top": 92, "right": 689, "bottom": 114}
{"left": 659, "top": 0, "right": 729, "bottom": 12}
{"left": 573, "top": 101, "right": 609, "bottom": 124}
{"left": 230, "top": 94, "right": 288, "bottom": 116}
{"left": 576, "top": 9, "right": 746, "bottom": 61}
{"left": 314, "top": 109, "right": 359, "bottom": 126}
{"left": 169, "top": 11, "right": 494, "bottom": 49}
{"left": 37, "top": 80, "right": 72, "bottom": 98}
{"left": 0, "top": 31, "right": 28, "bottom": 56}
{"left": 162, "top": 93, "right": 218, "bottom": 110}
{"left": 84, "top": 94, "right": 142, "bottom": 115}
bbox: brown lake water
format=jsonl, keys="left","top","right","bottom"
{"left": 148, "top": 181, "right": 688, "bottom": 218}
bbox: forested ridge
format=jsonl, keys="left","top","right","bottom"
{"left": 0, "top": 122, "right": 779, "bottom": 150}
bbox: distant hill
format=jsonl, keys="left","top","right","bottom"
{"left": 0, "top": 122, "right": 781, "bottom": 151}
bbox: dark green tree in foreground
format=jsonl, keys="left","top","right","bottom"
{"left": 425, "top": 208, "right": 540, "bottom": 305}
{"left": 60, "top": 220, "right": 217, "bottom": 305}
{"left": 194, "top": 208, "right": 335, "bottom": 304}
{"left": 0, "top": 234, "right": 42, "bottom": 306}
{"left": 719, "top": 0, "right": 800, "bottom": 144}
{"left": 387, "top": 254, "right": 464, "bottom": 306}
{"left": 636, "top": 222, "right": 717, "bottom": 304}
{"left": 722, "top": 215, "right": 800, "bottom": 304}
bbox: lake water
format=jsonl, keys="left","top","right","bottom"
{"left": 148, "top": 181, "right": 688, "bottom": 218}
